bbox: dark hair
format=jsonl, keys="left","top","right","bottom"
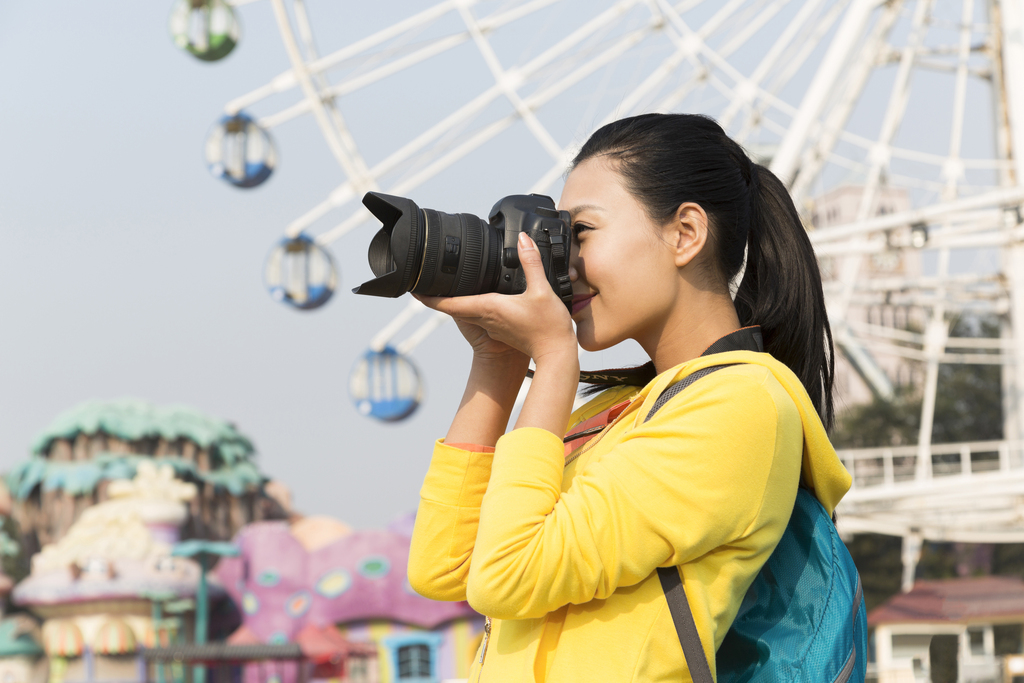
{"left": 574, "top": 113, "right": 835, "bottom": 430}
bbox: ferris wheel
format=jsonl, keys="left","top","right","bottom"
{"left": 171, "top": 0, "right": 1024, "bottom": 572}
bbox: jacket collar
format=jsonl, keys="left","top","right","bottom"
{"left": 700, "top": 326, "right": 763, "bottom": 357}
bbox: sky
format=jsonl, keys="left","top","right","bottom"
{"left": 0, "top": 0, "right": 1005, "bottom": 529}
{"left": 0, "top": 0, "right": 657, "bottom": 529}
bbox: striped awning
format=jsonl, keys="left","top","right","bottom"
{"left": 94, "top": 619, "right": 137, "bottom": 655}
{"left": 42, "top": 620, "right": 84, "bottom": 657}
{"left": 142, "top": 620, "right": 176, "bottom": 649}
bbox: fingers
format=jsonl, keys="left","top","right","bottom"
{"left": 516, "top": 232, "right": 547, "bottom": 293}
{"left": 414, "top": 292, "right": 500, "bottom": 320}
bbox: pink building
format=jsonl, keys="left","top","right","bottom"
{"left": 215, "top": 516, "right": 484, "bottom": 683}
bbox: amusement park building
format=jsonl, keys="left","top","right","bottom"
{"left": 215, "top": 515, "right": 484, "bottom": 683}
{"left": 868, "top": 576, "right": 1024, "bottom": 683}
{"left": 5, "top": 399, "right": 289, "bottom": 555}
{"left": 12, "top": 461, "right": 217, "bottom": 683}
{"left": 1, "top": 399, "right": 482, "bottom": 683}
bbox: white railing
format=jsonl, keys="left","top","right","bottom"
{"left": 837, "top": 440, "right": 1024, "bottom": 492}
{"left": 835, "top": 439, "right": 1024, "bottom": 541}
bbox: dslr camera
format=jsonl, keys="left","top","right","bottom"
{"left": 353, "top": 192, "right": 574, "bottom": 311}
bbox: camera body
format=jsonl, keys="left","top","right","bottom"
{"left": 488, "top": 195, "right": 573, "bottom": 302}
{"left": 353, "top": 191, "right": 574, "bottom": 311}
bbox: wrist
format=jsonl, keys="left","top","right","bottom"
{"left": 532, "top": 347, "right": 579, "bottom": 373}
{"left": 471, "top": 351, "right": 530, "bottom": 376}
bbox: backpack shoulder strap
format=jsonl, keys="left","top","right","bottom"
{"left": 646, "top": 364, "right": 735, "bottom": 683}
{"left": 656, "top": 567, "right": 715, "bottom": 683}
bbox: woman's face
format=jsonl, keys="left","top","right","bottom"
{"left": 558, "top": 157, "right": 684, "bottom": 353}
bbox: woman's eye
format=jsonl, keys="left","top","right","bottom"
{"left": 572, "top": 223, "right": 592, "bottom": 237}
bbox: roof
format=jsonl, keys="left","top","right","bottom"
{"left": 28, "top": 398, "right": 255, "bottom": 463}
{"left": 8, "top": 451, "right": 264, "bottom": 501}
{"left": 868, "top": 576, "right": 1024, "bottom": 626}
{"left": 12, "top": 555, "right": 221, "bottom": 607}
{"left": 215, "top": 520, "right": 478, "bottom": 637}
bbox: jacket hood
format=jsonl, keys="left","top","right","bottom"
{"left": 637, "top": 350, "right": 852, "bottom": 514}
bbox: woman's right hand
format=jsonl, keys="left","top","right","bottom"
{"left": 451, "top": 316, "right": 529, "bottom": 366}
{"left": 413, "top": 295, "right": 530, "bottom": 370}
{"left": 413, "top": 298, "right": 530, "bottom": 447}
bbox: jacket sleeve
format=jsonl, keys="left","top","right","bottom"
{"left": 407, "top": 439, "right": 495, "bottom": 601}
{"left": 466, "top": 372, "right": 789, "bottom": 620}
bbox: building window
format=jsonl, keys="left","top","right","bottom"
{"left": 383, "top": 632, "right": 443, "bottom": 683}
{"left": 348, "top": 656, "right": 370, "bottom": 683}
{"left": 969, "top": 628, "right": 986, "bottom": 656}
{"left": 397, "top": 644, "right": 431, "bottom": 678}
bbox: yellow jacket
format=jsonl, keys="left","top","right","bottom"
{"left": 409, "top": 350, "right": 852, "bottom": 682}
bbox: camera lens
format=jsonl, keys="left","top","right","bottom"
{"left": 353, "top": 192, "right": 501, "bottom": 299}
{"left": 354, "top": 191, "right": 573, "bottom": 311}
{"left": 414, "top": 208, "right": 502, "bottom": 296}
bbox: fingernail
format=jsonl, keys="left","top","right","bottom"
{"left": 518, "top": 232, "right": 534, "bottom": 249}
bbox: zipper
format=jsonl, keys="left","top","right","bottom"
{"left": 833, "top": 578, "right": 864, "bottom": 683}
{"left": 477, "top": 616, "right": 491, "bottom": 679}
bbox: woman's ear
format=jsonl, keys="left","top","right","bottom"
{"left": 666, "top": 202, "right": 710, "bottom": 268}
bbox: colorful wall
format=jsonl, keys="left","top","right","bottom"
{"left": 216, "top": 517, "right": 484, "bottom": 683}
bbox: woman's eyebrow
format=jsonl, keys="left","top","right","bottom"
{"left": 568, "top": 204, "right": 605, "bottom": 219}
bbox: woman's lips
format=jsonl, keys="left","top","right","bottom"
{"left": 572, "top": 294, "right": 595, "bottom": 315}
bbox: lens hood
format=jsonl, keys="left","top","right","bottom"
{"left": 352, "top": 192, "right": 424, "bottom": 298}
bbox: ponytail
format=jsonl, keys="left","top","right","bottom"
{"left": 736, "top": 166, "right": 835, "bottom": 430}
{"left": 572, "top": 114, "right": 835, "bottom": 429}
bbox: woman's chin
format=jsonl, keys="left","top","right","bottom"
{"left": 575, "top": 327, "right": 606, "bottom": 353}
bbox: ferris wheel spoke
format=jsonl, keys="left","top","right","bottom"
{"left": 940, "top": 0, "right": 975, "bottom": 201}
{"left": 287, "top": 1, "right": 661, "bottom": 239}
{"left": 326, "top": 35, "right": 471, "bottom": 102}
{"left": 770, "top": 0, "right": 887, "bottom": 188}
{"left": 317, "top": 116, "right": 519, "bottom": 245}
{"left": 269, "top": 0, "right": 375, "bottom": 188}
{"left": 292, "top": 0, "right": 377, "bottom": 189}
{"left": 349, "top": 2, "right": 656, "bottom": 181}
{"left": 654, "top": 0, "right": 803, "bottom": 129}
{"left": 732, "top": 0, "right": 850, "bottom": 144}
{"left": 716, "top": 0, "right": 793, "bottom": 58}
{"left": 285, "top": 185, "right": 356, "bottom": 238}
{"left": 292, "top": 0, "right": 319, "bottom": 62}
{"left": 314, "top": 16, "right": 670, "bottom": 245}
{"left": 457, "top": 4, "right": 565, "bottom": 162}
{"left": 818, "top": 1, "right": 931, "bottom": 401}
{"left": 304, "top": 1, "right": 461, "bottom": 79}
{"left": 719, "top": 0, "right": 826, "bottom": 132}
{"left": 226, "top": 72, "right": 299, "bottom": 116}
{"left": 530, "top": 2, "right": 749, "bottom": 194}
{"left": 225, "top": 2, "right": 461, "bottom": 117}
{"left": 288, "top": 0, "right": 571, "bottom": 107}
{"left": 809, "top": 185, "right": 1024, "bottom": 245}
{"left": 395, "top": 311, "right": 451, "bottom": 355}
{"left": 368, "top": 298, "right": 427, "bottom": 352}
{"left": 852, "top": 0, "right": 933, "bottom": 223}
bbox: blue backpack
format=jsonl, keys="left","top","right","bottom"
{"left": 646, "top": 365, "right": 868, "bottom": 683}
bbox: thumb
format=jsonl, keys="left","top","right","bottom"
{"left": 517, "top": 232, "right": 547, "bottom": 291}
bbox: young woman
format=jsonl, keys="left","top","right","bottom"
{"left": 407, "top": 113, "right": 853, "bottom": 682}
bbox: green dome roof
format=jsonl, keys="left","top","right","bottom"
{"left": 30, "top": 398, "right": 254, "bottom": 463}
{"left": 7, "top": 400, "right": 265, "bottom": 501}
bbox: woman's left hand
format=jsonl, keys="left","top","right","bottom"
{"left": 415, "top": 232, "right": 577, "bottom": 364}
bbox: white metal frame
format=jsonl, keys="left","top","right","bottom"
{"left": 219, "top": 0, "right": 1024, "bottom": 571}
